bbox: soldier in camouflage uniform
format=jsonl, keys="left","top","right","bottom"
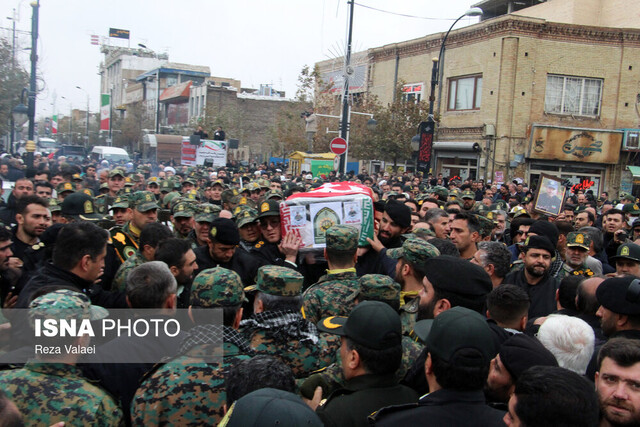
{"left": 301, "top": 277, "right": 422, "bottom": 401}
{"left": 186, "top": 203, "right": 221, "bottom": 249}
{"left": 559, "top": 231, "right": 593, "bottom": 278}
{"left": 131, "top": 267, "right": 252, "bottom": 426}
{"left": 171, "top": 200, "right": 195, "bottom": 239}
{"left": 387, "top": 238, "right": 440, "bottom": 335}
{"left": 0, "top": 289, "right": 122, "bottom": 426}
{"left": 110, "top": 191, "right": 159, "bottom": 263}
{"left": 235, "top": 206, "right": 262, "bottom": 252}
{"left": 241, "top": 266, "right": 332, "bottom": 378}
{"left": 302, "top": 225, "right": 359, "bottom": 325}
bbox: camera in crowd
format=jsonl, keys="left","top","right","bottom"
{"left": 300, "top": 111, "right": 312, "bottom": 118}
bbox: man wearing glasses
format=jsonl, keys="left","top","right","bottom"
{"left": 250, "top": 199, "right": 301, "bottom": 270}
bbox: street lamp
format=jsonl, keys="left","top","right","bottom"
{"left": 76, "top": 85, "right": 90, "bottom": 147}
{"left": 435, "top": 7, "right": 483, "bottom": 115}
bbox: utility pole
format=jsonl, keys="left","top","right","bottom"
{"left": 338, "top": 0, "right": 355, "bottom": 176}
{"left": 25, "top": 0, "right": 39, "bottom": 170}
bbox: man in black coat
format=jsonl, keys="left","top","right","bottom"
{"left": 193, "top": 217, "right": 262, "bottom": 287}
{"left": 372, "top": 307, "right": 505, "bottom": 426}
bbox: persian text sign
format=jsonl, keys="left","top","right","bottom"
{"left": 528, "top": 125, "right": 623, "bottom": 164}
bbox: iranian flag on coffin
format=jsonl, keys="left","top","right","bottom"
{"left": 280, "top": 182, "right": 374, "bottom": 251}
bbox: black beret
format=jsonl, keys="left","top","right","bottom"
{"left": 596, "top": 276, "right": 640, "bottom": 315}
{"left": 422, "top": 255, "right": 493, "bottom": 297}
{"left": 384, "top": 199, "right": 411, "bottom": 229}
{"left": 529, "top": 220, "right": 559, "bottom": 248}
{"left": 523, "top": 235, "right": 555, "bottom": 255}
{"left": 499, "top": 334, "right": 558, "bottom": 381}
{"left": 209, "top": 218, "right": 240, "bottom": 246}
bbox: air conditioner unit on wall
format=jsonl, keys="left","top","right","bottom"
{"left": 483, "top": 123, "right": 495, "bottom": 137}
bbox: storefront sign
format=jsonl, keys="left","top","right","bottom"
{"left": 528, "top": 125, "right": 623, "bottom": 164}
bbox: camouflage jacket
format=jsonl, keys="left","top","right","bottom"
{"left": 109, "top": 222, "right": 140, "bottom": 263}
{"left": 240, "top": 310, "right": 333, "bottom": 378}
{"left": 302, "top": 271, "right": 359, "bottom": 325}
{"left": 112, "top": 250, "right": 147, "bottom": 292}
{"left": 399, "top": 295, "right": 420, "bottom": 336}
{"left": 131, "top": 325, "right": 252, "bottom": 426}
{"left": 0, "top": 360, "right": 122, "bottom": 426}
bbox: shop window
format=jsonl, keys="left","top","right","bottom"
{"left": 544, "top": 75, "right": 602, "bottom": 117}
{"left": 402, "top": 83, "right": 424, "bottom": 103}
{"left": 448, "top": 75, "right": 482, "bottom": 111}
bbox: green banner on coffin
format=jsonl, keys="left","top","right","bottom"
{"left": 311, "top": 160, "right": 334, "bottom": 178}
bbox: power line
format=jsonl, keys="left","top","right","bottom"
{"left": 354, "top": 2, "right": 459, "bottom": 21}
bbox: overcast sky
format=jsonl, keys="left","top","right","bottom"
{"left": 1, "top": 0, "right": 482, "bottom": 119}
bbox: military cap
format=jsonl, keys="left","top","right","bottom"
{"left": 387, "top": 238, "right": 440, "bottom": 265}
{"left": 402, "top": 227, "right": 435, "bottom": 240}
{"left": 146, "top": 177, "right": 159, "bottom": 186}
{"left": 317, "top": 301, "right": 401, "bottom": 350}
{"left": 462, "top": 190, "right": 475, "bottom": 200}
{"left": 118, "top": 187, "right": 134, "bottom": 197}
{"left": 486, "top": 210, "right": 498, "bottom": 222}
{"left": 190, "top": 267, "right": 246, "bottom": 308}
{"left": 162, "top": 191, "right": 181, "bottom": 209}
{"left": 596, "top": 276, "right": 640, "bottom": 315}
{"left": 48, "top": 198, "right": 61, "bottom": 212}
{"left": 566, "top": 231, "right": 591, "bottom": 251}
{"left": 222, "top": 188, "right": 240, "bottom": 204}
{"left": 210, "top": 179, "right": 225, "bottom": 188}
{"left": 129, "top": 174, "right": 142, "bottom": 183}
{"left": 432, "top": 186, "right": 449, "bottom": 199}
{"left": 195, "top": 203, "right": 221, "bottom": 223}
{"left": 256, "top": 199, "right": 281, "bottom": 220}
{"left": 258, "top": 178, "right": 271, "bottom": 189}
{"left": 265, "top": 189, "right": 284, "bottom": 200}
{"left": 160, "top": 179, "right": 174, "bottom": 192}
{"left": 574, "top": 205, "right": 587, "bottom": 214}
{"left": 226, "top": 388, "right": 323, "bottom": 427}
{"left": 522, "top": 195, "right": 532, "bottom": 204}
{"left": 108, "top": 169, "right": 125, "bottom": 178}
{"left": 182, "top": 178, "right": 196, "bottom": 186}
{"left": 611, "top": 243, "right": 640, "bottom": 263}
{"left": 545, "top": 180, "right": 559, "bottom": 190}
{"left": 523, "top": 235, "right": 555, "bottom": 255}
{"left": 245, "top": 265, "right": 303, "bottom": 296}
{"left": 56, "top": 182, "right": 75, "bottom": 194}
{"left": 99, "top": 182, "right": 110, "bottom": 192}
{"left": 325, "top": 225, "right": 359, "bottom": 251}
{"left": 475, "top": 214, "right": 495, "bottom": 238}
{"left": 183, "top": 189, "right": 199, "bottom": 201}
{"left": 422, "top": 255, "right": 492, "bottom": 296}
{"left": 494, "top": 200, "right": 509, "bottom": 210}
{"left": 474, "top": 203, "right": 490, "bottom": 214}
{"left": 358, "top": 274, "right": 400, "bottom": 304}
{"left": 132, "top": 191, "right": 159, "bottom": 212}
{"left": 622, "top": 194, "right": 636, "bottom": 203}
{"left": 82, "top": 188, "right": 95, "bottom": 198}
{"left": 172, "top": 201, "right": 194, "bottom": 218}
{"left": 29, "top": 289, "right": 108, "bottom": 328}
{"left": 231, "top": 194, "right": 250, "bottom": 207}
{"left": 235, "top": 207, "right": 259, "bottom": 228}
{"left": 426, "top": 306, "right": 496, "bottom": 364}
{"left": 623, "top": 203, "right": 640, "bottom": 215}
{"left": 510, "top": 206, "right": 530, "bottom": 218}
{"left": 71, "top": 173, "right": 83, "bottom": 182}
{"left": 111, "top": 195, "right": 130, "bottom": 209}
{"left": 209, "top": 217, "right": 240, "bottom": 245}
{"left": 60, "top": 192, "right": 104, "bottom": 221}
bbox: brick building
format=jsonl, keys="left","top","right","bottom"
{"left": 316, "top": 0, "right": 640, "bottom": 195}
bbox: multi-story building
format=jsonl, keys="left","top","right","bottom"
{"left": 316, "top": 0, "right": 640, "bottom": 195}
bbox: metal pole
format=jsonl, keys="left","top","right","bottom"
{"left": 109, "top": 87, "right": 113, "bottom": 146}
{"left": 338, "top": 0, "right": 354, "bottom": 176}
{"left": 155, "top": 70, "right": 160, "bottom": 133}
{"left": 25, "top": 0, "right": 39, "bottom": 171}
{"left": 435, "top": 14, "right": 468, "bottom": 118}
{"left": 85, "top": 95, "right": 90, "bottom": 147}
{"left": 11, "top": 9, "right": 16, "bottom": 70}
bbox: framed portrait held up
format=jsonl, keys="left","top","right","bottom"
{"left": 533, "top": 174, "right": 566, "bottom": 217}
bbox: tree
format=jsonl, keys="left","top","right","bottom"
{"left": 295, "top": 64, "right": 320, "bottom": 103}
{"left": 116, "top": 102, "right": 153, "bottom": 153}
{"left": 367, "top": 82, "right": 430, "bottom": 168}
{"left": 0, "top": 38, "right": 30, "bottom": 143}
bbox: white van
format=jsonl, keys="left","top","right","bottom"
{"left": 90, "top": 146, "right": 130, "bottom": 164}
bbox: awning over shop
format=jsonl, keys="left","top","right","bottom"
{"left": 433, "top": 141, "right": 480, "bottom": 152}
{"left": 627, "top": 166, "right": 640, "bottom": 178}
{"left": 159, "top": 81, "right": 192, "bottom": 103}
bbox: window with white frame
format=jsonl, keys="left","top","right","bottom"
{"left": 544, "top": 75, "right": 603, "bottom": 117}
{"left": 448, "top": 75, "right": 482, "bottom": 111}
{"left": 402, "top": 83, "right": 424, "bottom": 103}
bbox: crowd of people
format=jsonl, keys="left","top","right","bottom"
{"left": 0, "top": 151, "right": 638, "bottom": 426}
